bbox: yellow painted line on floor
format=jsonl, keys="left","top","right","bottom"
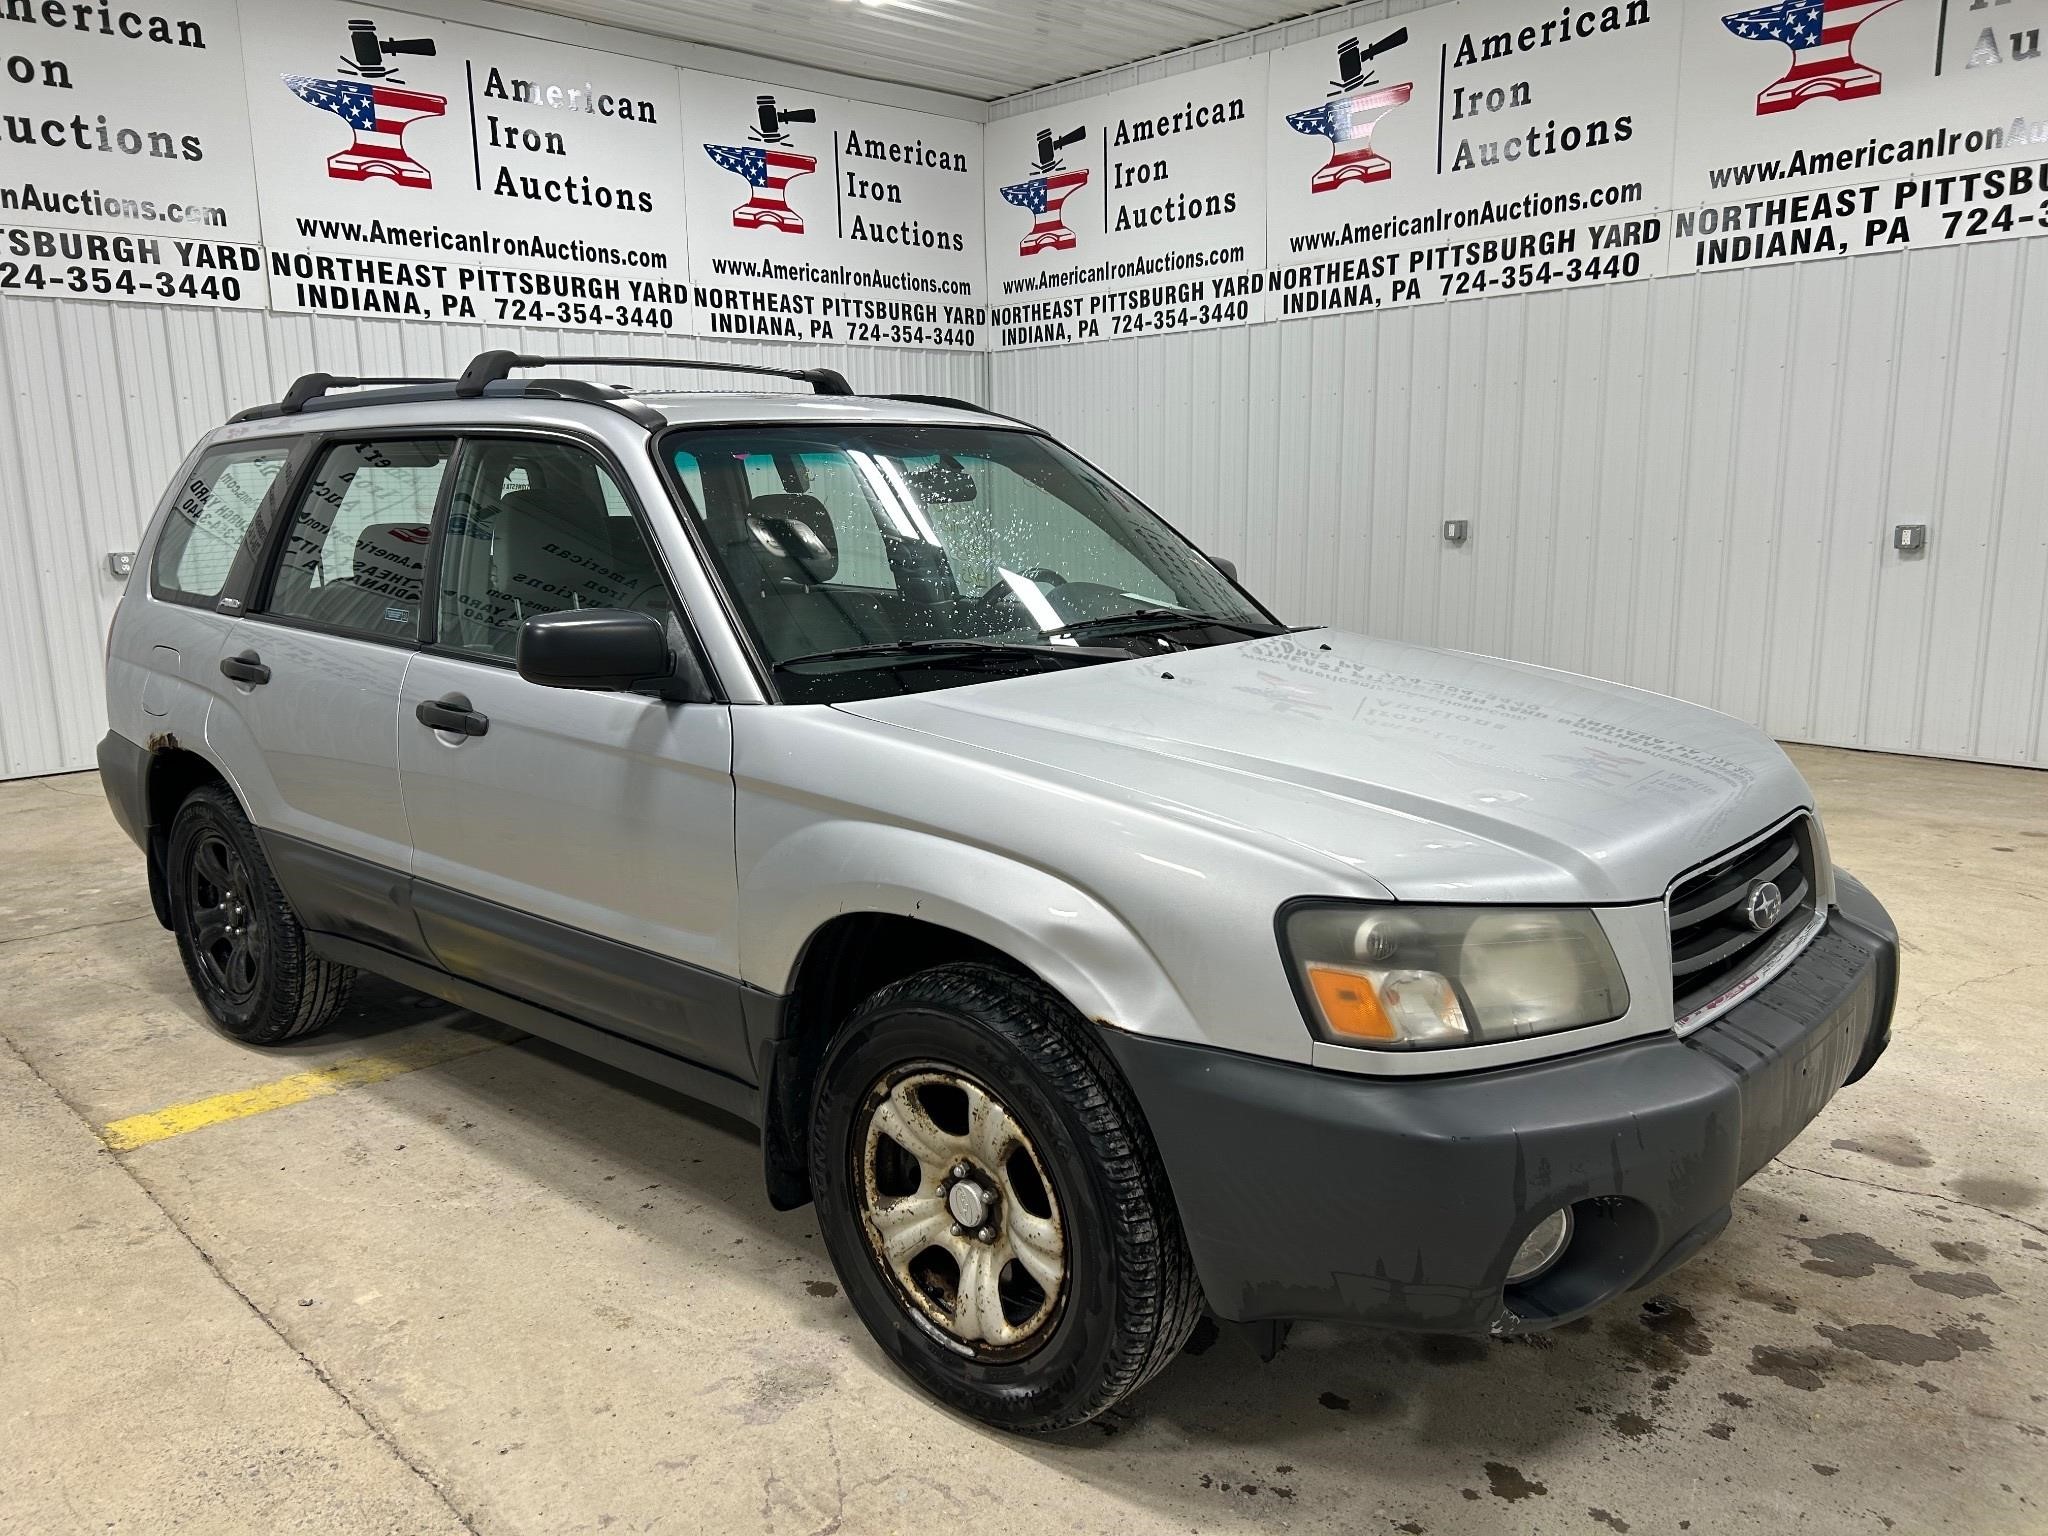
{"left": 101, "top": 1031, "right": 508, "bottom": 1152}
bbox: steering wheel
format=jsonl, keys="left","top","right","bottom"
{"left": 963, "top": 576, "right": 1130, "bottom": 635}
{"left": 964, "top": 578, "right": 1032, "bottom": 632}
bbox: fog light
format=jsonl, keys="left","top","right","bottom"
{"left": 1506, "top": 1207, "right": 1574, "bottom": 1284}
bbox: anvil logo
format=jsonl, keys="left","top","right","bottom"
{"left": 1722, "top": 0, "right": 1907, "bottom": 114}
{"left": 283, "top": 24, "right": 445, "bottom": 190}
{"left": 704, "top": 95, "right": 819, "bottom": 233}
{"left": 1283, "top": 31, "right": 1411, "bottom": 192}
{"left": 999, "top": 126, "right": 1089, "bottom": 257}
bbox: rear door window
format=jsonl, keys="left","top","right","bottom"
{"left": 150, "top": 441, "right": 295, "bottom": 606}
{"left": 264, "top": 439, "right": 455, "bottom": 642}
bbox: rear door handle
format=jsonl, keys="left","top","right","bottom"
{"left": 415, "top": 693, "right": 489, "bottom": 738}
{"left": 219, "top": 650, "right": 270, "bottom": 685}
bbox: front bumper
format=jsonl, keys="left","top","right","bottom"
{"left": 1104, "top": 871, "right": 1898, "bottom": 1335}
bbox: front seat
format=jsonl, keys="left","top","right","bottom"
{"left": 497, "top": 478, "right": 639, "bottom": 621}
{"left": 728, "top": 493, "right": 867, "bottom": 656}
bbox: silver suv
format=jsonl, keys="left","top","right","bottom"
{"left": 101, "top": 351, "right": 1898, "bottom": 1432}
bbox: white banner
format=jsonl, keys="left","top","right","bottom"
{"left": 242, "top": 2, "right": 694, "bottom": 332}
{"left": 1263, "top": 1, "right": 1682, "bottom": 321}
{"left": 0, "top": 0, "right": 263, "bottom": 307}
{"left": 12, "top": 0, "right": 2048, "bottom": 343}
{"left": 986, "top": 57, "right": 1271, "bottom": 349}
{"left": 1669, "top": 0, "right": 2048, "bottom": 275}
{"left": 679, "top": 71, "right": 985, "bottom": 351}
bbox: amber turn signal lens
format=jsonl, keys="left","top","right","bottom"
{"left": 1304, "top": 963, "right": 1398, "bottom": 1041}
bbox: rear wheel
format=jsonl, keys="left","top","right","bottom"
{"left": 810, "top": 963, "right": 1202, "bottom": 1431}
{"left": 166, "top": 785, "right": 353, "bottom": 1044}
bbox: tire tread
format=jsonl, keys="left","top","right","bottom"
{"left": 815, "top": 961, "right": 1202, "bottom": 1430}
{"left": 171, "top": 785, "right": 354, "bottom": 1044}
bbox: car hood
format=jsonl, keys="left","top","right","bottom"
{"left": 831, "top": 630, "right": 1812, "bottom": 904}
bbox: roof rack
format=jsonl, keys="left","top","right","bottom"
{"left": 228, "top": 354, "right": 1016, "bottom": 432}
{"left": 455, "top": 350, "right": 854, "bottom": 398}
{"left": 229, "top": 372, "right": 675, "bottom": 428}
{"left": 272, "top": 373, "right": 450, "bottom": 415}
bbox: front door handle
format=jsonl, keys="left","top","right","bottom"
{"left": 415, "top": 693, "right": 489, "bottom": 737}
{"left": 219, "top": 650, "right": 270, "bottom": 685}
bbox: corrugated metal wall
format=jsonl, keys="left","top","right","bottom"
{"left": 8, "top": 0, "right": 2044, "bottom": 777}
{"left": 0, "top": 297, "right": 981, "bottom": 778}
{"left": 989, "top": 1, "right": 2048, "bottom": 771}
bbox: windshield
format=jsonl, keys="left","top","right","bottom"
{"left": 662, "top": 423, "right": 1277, "bottom": 702}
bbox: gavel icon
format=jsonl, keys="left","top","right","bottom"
{"left": 754, "top": 95, "right": 818, "bottom": 143}
{"left": 1032, "top": 125, "right": 1086, "bottom": 173}
{"left": 343, "top": 20, "right": 437, "bottom": 80}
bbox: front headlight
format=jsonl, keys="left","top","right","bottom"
{"left": 1283, "top": 904, "right": 1630, "bottom": 1050}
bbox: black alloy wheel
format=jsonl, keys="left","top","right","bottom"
{"left": 182, "top": 827, "right": 263, "bottom": 1006}
{"left": 166, "top": 785, "right": 353, "bottom": 1045}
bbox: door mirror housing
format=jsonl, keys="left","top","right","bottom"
{"left": 517, "top": 609, "right": 671, "bottom": 692}
{"left": 1210, "top": 554, "right": 1239, "bottom": 583}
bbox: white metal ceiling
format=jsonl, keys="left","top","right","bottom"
{"left": 498, "top": 0, "right": 1335, "bottom": 101}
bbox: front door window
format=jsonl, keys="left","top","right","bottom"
{"left": 435, "top": 440, "right": 670, "bottom": 659}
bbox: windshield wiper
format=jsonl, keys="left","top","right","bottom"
{"left": 1045, "top": 608, "right": 1287, "bottom": 642}
{"left": 772, "top": 638, "right": 1128, "bottom": 672}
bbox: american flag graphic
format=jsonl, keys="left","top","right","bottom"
{"left": 284, "top": 75, "right": 447, "bottom": 188}
{"left": 999, "top": 169, "right": 1089, "bottom": 256}
{"left": 1285, "top": 81, "right": 1412, "bottom": 192}
{"left": 704, "top": 143, "right": 817, "bottom": 231}
{"left": 1721, "top": 0, "right": 1904, "bottom": 114}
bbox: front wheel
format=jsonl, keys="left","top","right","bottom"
{"left": 809, "top": 963, "right": 1202, "bottom": 1431}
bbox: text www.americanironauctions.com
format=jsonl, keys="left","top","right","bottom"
{"left": 291, "top": 215, "right": 671, "bottom": 268}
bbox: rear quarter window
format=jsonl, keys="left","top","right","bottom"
{"left": 151, "top": 442, "right": 294, "bottom": 606}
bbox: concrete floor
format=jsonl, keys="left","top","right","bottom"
{"left": 1, "top": 745, "right": 2042, "bottom": 1536}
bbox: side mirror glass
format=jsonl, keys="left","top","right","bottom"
{"left": 517, "top": 609, "right": 670, "bottom": 691}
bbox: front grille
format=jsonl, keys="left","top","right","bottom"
{"left": 1669, "top": 814, "right": 1820, "bottom": 1027}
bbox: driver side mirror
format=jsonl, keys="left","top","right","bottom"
{"left": 1210, "top": 555, "right": 1239, "bottom": 583}
{"left": 517, "top": 609, "right": 671, "bottom": 692}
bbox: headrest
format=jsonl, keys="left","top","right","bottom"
{"left": 349, "top": 522, "right": 430, "bottom": 601}
{"left": 497, "top": 501, "right": 640, "bottom": 613}
{"left": 503, "top": 481, "right": 607, "bottom": 527}
{"left": 745, "top": 493, "right": 838, "bottom": 586}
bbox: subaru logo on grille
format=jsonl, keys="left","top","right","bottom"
{"left": 1744, "top": 879, "right": 1784, "bottom": 932}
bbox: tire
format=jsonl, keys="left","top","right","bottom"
{"left": 165, "top": 784, "right": 353, "bottom": 1045}
{"left": 809, "top": 962, "right": 1203, "bottom": 1432}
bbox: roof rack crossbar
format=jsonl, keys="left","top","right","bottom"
{"left": 277, "top": 372, "right": 451, "bottom": 414}
{"left": 456, "top": 350, "right": 853, "bottom": 398}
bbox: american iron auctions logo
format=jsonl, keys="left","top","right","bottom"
{"left": 283, "top": 20, "right": 445, "bottom": 190}
{"left": 999, "top": 126, "right": 1089, "bottom": 256}
{"left": 703, "top": 94, "right": 818, "bottom": 232}
{"left": 1283, "top": 31, "right": 1412, "bottom": 193}
{"left": 1722, "top": 0, "right": 1906, "bottom": 114}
